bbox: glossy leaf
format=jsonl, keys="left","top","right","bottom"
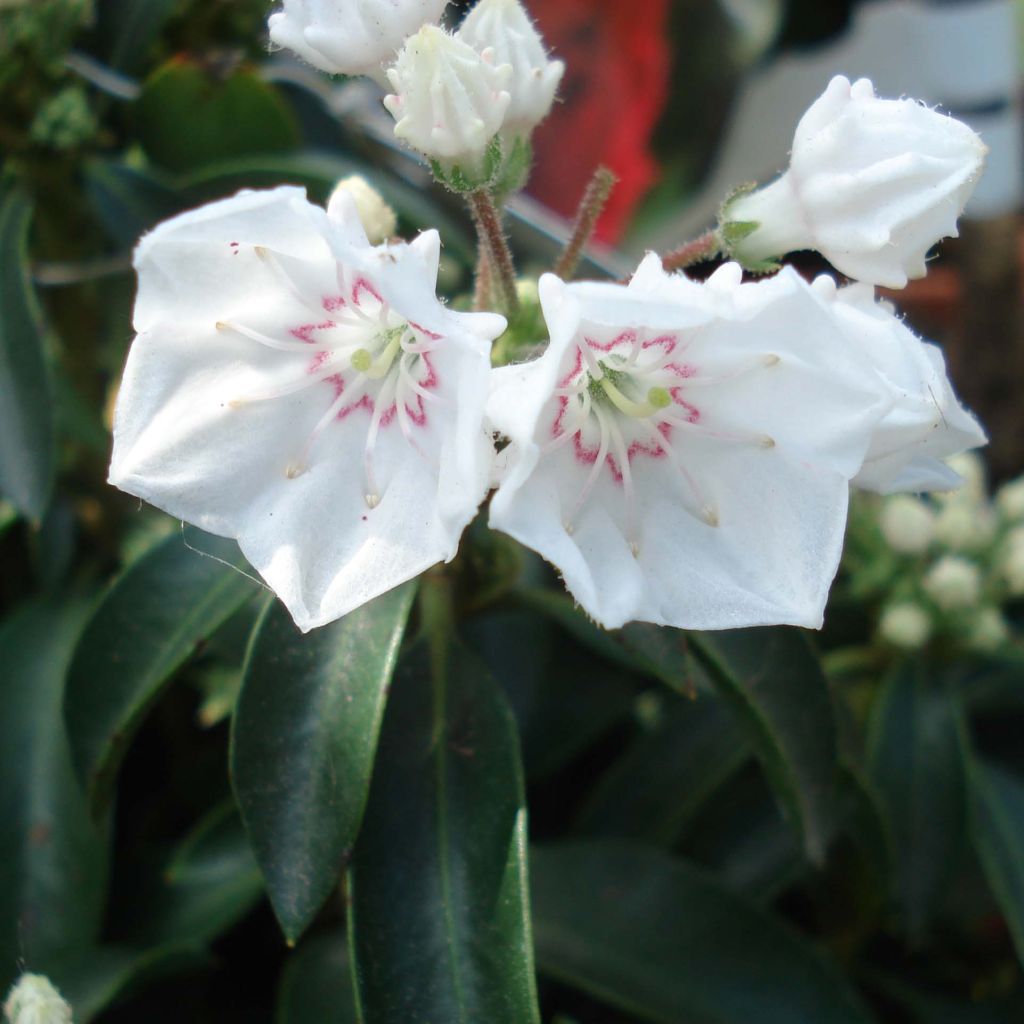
{"left": 84, "top": 159, "right": 180, "bottom": 248}
{"left": 0, "top": 600, "right": 107, "bottom": 992}
{"left": 137, "top": 61, "right": 300, "bottom": 173}
{"left": 0, "top": 187, "right": 54, "bottom": 520}
{"left": 969, "top": 760, "right": 1024, "bottom": 967}
{"left": 867, "top": 661, "right": 966, "bottom": 939}
{"left": 531, "top": 841, "right": 875, "bottom": 1024}
{"left": 688, "top": 628, "right": 840, "bottom": 863}
{"left": 347, "top": 642, "right": 540, "bottom": 1024}
{"left": 276, "top": 932, "right": 358, "bottom": 1024}
{"left": 123, "top": 802, "right": 264, "bottom": 948}
{"left": 231, "top": 583, "right": 416, "bottom": 944}
{"left": 65, "top": 527, "right": 259, "bottom": 817}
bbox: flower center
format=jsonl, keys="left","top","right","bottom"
{"left": 217, "top": 245, "right": 441, "bottom": 509}
{"left": 546, "top": 328, "right": 779, "bottom": 556}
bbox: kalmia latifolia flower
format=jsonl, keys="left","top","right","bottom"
{"left": 268, "top": 0, "right": 449, "bottom": 79}
{"left": 109, "top": 186, "right": 504, "bottom": 632}
{"left": 724, "top": 75, "right": 987, "bottom": 287}
{"left": 811, "top": 277, "right": 986, "bottom": 494}
{"left": 458, "top": 0, "right": 564, "bottom": 141}
{"left": 487, "top": 257, "right": 893, "bottom": 631}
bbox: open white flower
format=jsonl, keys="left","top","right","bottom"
{"left": 268, "top": 0, "right": 448, "bottom": 79}
{"left": 812, "top": 277, "right": 986, "bottom": 494}
{"left": 724, "top": 76, "right": 987, "bottom": 287}
{"left": 487, "top": 257, "right": 892, "bottom": 630}
{"left": 458, "top": 0, "right": 564, "bottom": 140}
{"left": 109, "top": 186, "right": 504, "bottom": 632}
{"left": 384, "top": 25, "right": 512, "bottom": 184}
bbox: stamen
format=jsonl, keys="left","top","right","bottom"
{"left": 680, "top": 353, "right": 780, "bottom": 387}
{"left": 363, "top": 375, "right": 397, "bottom": 509}
{"left": 576, "top": 338, "right": 605, "bottom": 381}
{"left": 636, "top": 421, "right": 719, "bottom": 528}
{"left": 661, "top": 414, "right": 776, "bottom": 450}
{"left": 227, "top": 355, "right": 348, "bottom": 406}
{"left": 601, "top": 406, "right": 640, "bottom": 557}
{"left": 254, "top": 246, "right": 326, "bottom": 319}
{"left": 216, "top": 320, "right": 314, "bottom": 353}
{"left": 565, "top": 405, "right": 611, "bottom": 533}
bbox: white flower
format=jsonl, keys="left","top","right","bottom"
{"left": 268, "top": 0, "right": 448, "bottom": 79}
{"left": 996, "top": 477, "right": 1024, "bottom": 521}
{"left": 329, "top": 176, "right": 397, "bottom": 245}
{"left": 486, "top": 257, "right": 891, "bottom": 631}
{"left": 384, "top": 25, "right": 512, "bottom": 182}
{"left": 923, "top": 555, "right": 983, "bottom": 610}
{"left": 458, "top": 0, "right": 564, "bottom": 138}
{"left": 4, "top": 975, "right": 72, "bottom": 1024}
{"left": 724, "top": 75, "right": 987, "bottom": 288}
{"left": 109, "top": 186, "right": 505, "bottom": 632}
{"left": 878, "top": 602, "right": 932, "bottom": 649}
{"left": 811, "top": 277, "right": 986, "bottom": 494}
{"left": 878, "top": 495, "right": 934, "bottom": 555}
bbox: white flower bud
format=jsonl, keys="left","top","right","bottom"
{"left": 1000, "top": 527, "right": 1024, "bottom": 596}
{"left": 724, "top": 75, "right": 987, "bottom": 287}
{"left": 939, "top": 452, "right": 988, "bottom": 505}
{"left": 4, "top": 975, "right": 72, "bottom": 1024}
{"left": 878, "top": 495, "right": 934, "bottom": 554}
{"left": 997, "top": 478, "right": 1024, "bottom": 522}
{"left": 923, "top": 555, "right": 983, "bottom": 610}
{"left": 458, "top": 0, "right": 564, "bottom": 138}
{"left": 933, "top": 500, "right": 996, "bottom": 553}
{"left": 967, "top": 607, "right": 1011, "bottom": 653}
{"left": 384, "top": 25, "right": 512, "bottom": 183}
{"left": 328, "top": 176, "right": 397, "bottom": 244}
{"left": 879, "top": 603, "right": 932, "bottom": 649}
{"left": 268, "top": 0, "right": 449, "bottom": 79}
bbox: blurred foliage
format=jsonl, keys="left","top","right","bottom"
{"left": 1, "top": 1, "right": 1023, "bottom": 1022}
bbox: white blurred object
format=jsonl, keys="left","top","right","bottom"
{"left": 643, "top": 0, "right": 1021, "bottom": 250}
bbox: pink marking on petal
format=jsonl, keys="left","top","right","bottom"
{"left": 352, "top": 277, "right": 384, "bottom": 309}
{"left": 291, "top": 320, "right": 336, "bottom": 345}
{"left": 323, "top": 295, "right": 347, "bottom": 312}
{"left": 408, "top": 320, "right": 443, "bottom": 341}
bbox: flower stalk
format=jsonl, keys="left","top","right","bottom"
{"left": 468, "top": 189, "right": 519, "bottom": 317}
{"left": 553, "top": 165, "right": 618, "bottom": 281}
{"left": 660, "top": 229, "right": 721, "bottom": 274}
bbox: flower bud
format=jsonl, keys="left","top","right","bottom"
{"left": 328, "top": 176, "right": 397, "bottom": 244}
{"left": 878, "top": 602, "right": 932, "bottom": 649}
{"left": 4, "top": 975, "right": 72, "bottom": 1024}
{"left": 458, "top": 0, "right": 564, "bottom": 139}
{"left": 933, "top": 500, "right": 996, "bottom": 553}
{"left": 268, "top": 0, "right": 449, "bottom": 79}
{"left": 1000, "top": 527, "right": 1024, "bottom": 596}
{"left": 878, "top": 495, "right": 934, "bottom": 555}
{"left": 923, "top": 555, "right": 983, "bottom": 610}
{"left": 384, "top": 25, "right": 512, "bottom": 187}
{"left": 997, "top": 478, "right": 1024, "bottom": 522}
{"left": 967, "top": 607, "right": 1011, "bottom": 653}
{"left": 940, "top": 452, "right": 988, "bottom": 505}
{"left": 722, "top": 75, "right": 987, "bottom": 287}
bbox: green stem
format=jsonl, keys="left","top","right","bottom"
{"left": 467, "top": 189, "right": 519, "bottom": 317}
{"left": 553, "top": 165, "right": 618, "bottom": 281}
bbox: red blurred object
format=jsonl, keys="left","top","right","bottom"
{"left": 528, "top": 0, "right": 672, "bottom": 244}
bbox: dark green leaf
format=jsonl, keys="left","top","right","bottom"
{"left": 347, "top": 642, "right": 540, "bottom": 1024}
{"left": 867, "top": 661, "right": 966, "bottom": 939}
{"left": 96, "top": 0, "right": 178, "bottom": 73}
{"left": 969, "top": 760, "right": 1024, "bottom": 967}
{"left": 137, "top": 61, "right": 300, "bottom": 173}
{"left": 531, "top": 841, "right": 875, "bottom": 1024}
{"left": 65, "top": 527, "right": 259, "bottom": 817}
{"left": 0, "top": 600, "right": 107, "bottom": 992}
{"left": 276, "top": 932, "right": 357, "bottom": 1024}
{"left": 84, "top": 159, "right": 179, "bottom": 248}
{"left": 124, "top": 802, "right": 264, "bottom": 948}
{"left": 689, "top": 628, "right": 840, "bottom": 863}
{"left": 866, "top": 971, "right": 1024, "bottom": 1024}
{"left": 232, "top": 583, "right": 416, "bottom": 944}
{"left": 0, "top": 187, "right": 54, "bottom": 520}
{"left": 575, "top": 695, "right": 749, "bottom": 845}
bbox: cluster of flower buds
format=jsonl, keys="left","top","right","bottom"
{"left": 107, "top": 2, "right": 991, "bottom": 637}
{"left": 270, "top": 0, "right": 563, "bottom": 192}
{"left": 845, "top": 454, "right": 1024, "bottom": 655}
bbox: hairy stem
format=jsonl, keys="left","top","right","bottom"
{"left": 554, "top": 165, "right": 618, "bottom": 281}
{"left": 473, "top": 239, "right": 493, "bottom": 312}
{"left": 661, "top": 229, "right": 721, "bottom": 273}
{"left": 467, "top": 190, "right": 518, "bottom": 316}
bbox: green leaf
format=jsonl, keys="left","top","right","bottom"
{"left": 866, "top": 661, "right": 966, "bottom": 939}
{"left": 347, "top": 642, "right": 540, "bottom": 1024}
{"left": 0, "top": 600, "right": 107, "bottom": 992}
{"left": 137, "top": 60, "right": 300, "bottom": 173}
{"left": 688, "top": 628, "right": 840, "bottom": 863}
{"left": 0, "top": 186, "right": 54, "bottom": 520}
{"left": 65, "top": 527, "right": 259, "bottom": 817}
{"left": 531, "top": 841, "right": 875, "bottom": 1024}
{"left": 43, "top": 944, "right": 209, "bottom": 1024}
{"left": 123, "top": 802, "right": 264, "bottom": 948}
{"left": 276, "top": 932, "right": 358, "bottom": 1024}
{"left": 231, "top": 583, "right": 416, "bottom": 944}
{"left": 96, "top": 0, "right": 178, "bottom": 73}
{"left": 84, "top": 159, "right": 179, "bottom": 248}
{"left": 969, "top": 759, "right": 1024, "bottom": 967}
{"left": 575, "top": 695, "right": 749, "bottom": 845}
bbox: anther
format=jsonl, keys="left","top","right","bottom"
{"left": 702, "top": 506, "right": 720, "bottom": 528}
{"left": 764, "top": 354, "right": 780, "bottom": 367}
{"left": 630, "top": 541, "right": 640, "bottom": 558}
{"left": 365, "top": 493, "right": 381, "bottom": 509}
{"left": 760, "top": 435, "right": 776, "bottom": 449}
{"left": 286, "top": 462, "right": 306, "bottom": 479}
